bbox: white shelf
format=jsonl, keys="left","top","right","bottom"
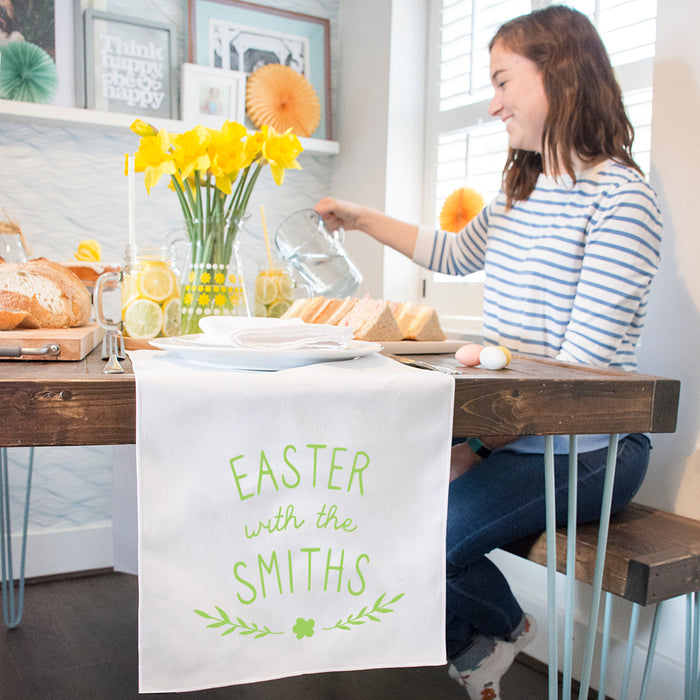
{"left": 0, "top": 99, "right": 340, "bottom": 155}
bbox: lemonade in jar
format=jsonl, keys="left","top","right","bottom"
{"left": 121, "top": 245, "right": 180, "bottom": 340}
{"left": 254, "top": 266, "right": 295, "bottom": 318}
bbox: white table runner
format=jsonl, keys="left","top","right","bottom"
{"left": 131, "top": 350, "right": 454, "bottom": 693}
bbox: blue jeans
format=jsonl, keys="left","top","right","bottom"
{"left": 445, "top": 433, "right": 651, "bottom": 659}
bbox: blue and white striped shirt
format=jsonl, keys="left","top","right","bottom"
{"left": 414, "top": 160, "right": 662, "bottom": 373}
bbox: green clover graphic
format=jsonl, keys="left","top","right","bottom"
{"left": 292, "top": 617, "right": 315, "bottom": 639}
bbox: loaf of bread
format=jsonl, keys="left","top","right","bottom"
{"left": 0, "top": 258, "right": 92, "bottom": 330}
{"left": 282, "top": 295, "right": 446, "bottom": 342}
{"left": 389, "top": 301, "right": 446, "bottom": 341}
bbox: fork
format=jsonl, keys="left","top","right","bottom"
{"left": 102, "top": 330, "right": 125, "bottom": 374}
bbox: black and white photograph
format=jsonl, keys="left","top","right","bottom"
{"left": 209, "top": 20, "right": 308, "bottom": 76}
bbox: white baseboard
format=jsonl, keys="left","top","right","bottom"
{"left": 491, "top": 550, "right": 686, "bottom": 699}
{"left": 10, "top": 521, "right": 113, "bottom": 579}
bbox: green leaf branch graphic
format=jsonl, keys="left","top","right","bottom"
{"left": 322, "top": 592, "right": 405, "bottom": 631}
{"left": 194, "top": 606, "right": 283, "bottom": 638}
{"left": 195, "top": 592, "right": 405, "bottom": 640}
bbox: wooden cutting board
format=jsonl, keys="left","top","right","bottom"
{"left": 0, "top": 323, "right": 104, "bottom": 361}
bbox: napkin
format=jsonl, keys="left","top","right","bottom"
{"left": 131, "top": 351, "right": 455, "bottom": 692}
{"left": 197, "top": 316, "right": 355, "bottom": 350}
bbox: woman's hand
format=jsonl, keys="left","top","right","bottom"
{"left": 450, "top": 436, "right": 519, "bottom": 481}
{"left": 315, "top": 197, "right": 363, "bottom": 232}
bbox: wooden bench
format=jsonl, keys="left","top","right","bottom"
{"left": 503, "top": 502, "right": 700, "bottom": 698}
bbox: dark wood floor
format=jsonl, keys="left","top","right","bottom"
{"left": 1, "top": 571, "right": 552, "bottom": 699}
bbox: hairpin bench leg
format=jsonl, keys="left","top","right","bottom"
{"left": 544, "top": 435, "right": 559, "bottom": 700}
{"left": 579, "top": 433, "right": 619, "bottom": 699}
{"left": 598, "top": 592, "right": 614, "bottom": 699}
{"left": 0, "top": 447, "right": 34, "bottom": 628}
{"left": 639, "top": 600, "right": 664, "bottom": 700}
{"left": 563, "top": 435, "right": 579, "bottom": 700}
{"left": 620, "top": 602, "right": 641, "bottom": 699}
{"left": 688, "top": 591, "right": 699, "bottom": 700}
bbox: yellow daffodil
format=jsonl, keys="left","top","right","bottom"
{"left": 207, "top": 121, "right": 248, "bottom": 194}
{"left": 261, "top": 125, "right": 303, "bottom": 186}
{"left": 242, "top": 130, "right": 266, "bottom": 168}
{"left": 172, "top": 125, "right": 211, "bottom": 181}
{"left": 133, "top": 129, "right": 175, "bottom": 193}
{"left": 130, "top": 119, "right": 157, "bottom": 137}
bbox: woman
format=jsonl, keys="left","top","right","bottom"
{"left": 316, "top": 6, "right": 661, "bottom": 699}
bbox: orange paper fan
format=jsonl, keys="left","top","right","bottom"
{"left": 246, "top": 64, "right": 321, "bottom": 137}
{"left": 439, "top": 187, "right": 485, "bottom": 233}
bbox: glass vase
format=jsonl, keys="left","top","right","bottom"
{"left": 180, "top": 214, "right": 251, "bottom": 335}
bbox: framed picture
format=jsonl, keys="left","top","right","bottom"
{"left": 78, "top": 9, "right": 177, "bottom": 119}
{"left": 10, "top": 0, "right": 55, "bottom": 58}
{"left": 181, "top": 63, "right": 246, "bottom": 127}
{"left": 188, "top": 0, "right": 331, "bottom": 139}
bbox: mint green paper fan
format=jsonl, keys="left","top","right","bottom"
{"left": 0, "top": 41, "right": 58, "bottom": 104}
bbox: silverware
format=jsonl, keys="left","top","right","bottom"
{"left": 102, "top": 330, "right": 125, "bottom": 374}
{"left": 391, "top": 355, "right": 461, "bottom": 375}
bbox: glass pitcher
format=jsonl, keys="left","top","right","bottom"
{"left": 274, "top": 209, "right": 362, "bottom": 299}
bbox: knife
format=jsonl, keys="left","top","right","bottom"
{"left": 391, "top": 355, "right": 462, "bottom": 375}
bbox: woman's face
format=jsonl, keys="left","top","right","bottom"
{"left": 488, "top": 41, "right": 548, "bottom": 154}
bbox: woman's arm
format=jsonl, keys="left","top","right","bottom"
{"left": 557, "top": 183, "right": 662, "bottom": 368}
{"left": 315, "top": 197, "right": 419, "bottom": 258}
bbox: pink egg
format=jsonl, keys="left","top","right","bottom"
{"left": 455, "top": 343, "right": 484, "bottom": 366}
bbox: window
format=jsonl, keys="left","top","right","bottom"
{"left": 422, "top": 0, "right": 657, "bottom": 334}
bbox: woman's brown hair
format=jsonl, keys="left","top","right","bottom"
{"left": 489, "top": 5, "right": 642, "bottom": 207}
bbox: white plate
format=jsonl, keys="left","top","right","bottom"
{"left": 150, "top": 335, "right": 383, "bottom": 371}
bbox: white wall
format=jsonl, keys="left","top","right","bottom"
{"left": 330, "top": 0, "right": 391, "bottom": 296}
{"left": 635, "top": 1, "right": 700, "bottom": 518}
{"left": 334, "top": 0, "right": 427, "bottom": 302}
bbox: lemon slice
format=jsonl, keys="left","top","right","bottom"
{"left": 254, "top": 301, "right": 268, "bottom": 317}
{"left": 123, "top": 298, "right": 163, "bottom": 338}
{"left": 278, "top": 274, "right": 295, "bottom": 302}
{"left": 255, "top": 273, "right": 279, "bottom": 305}
{"left": 162, "top": 297, "right": 181, "bottom": 337}
{"left": 138, "top": 264, "right": 175, "bottom": 302}
{"left": 268, "top": 300, "right": 291, "bottom": 318}
{"left": 75, "top": 239, "right": 101, "bottom": 261}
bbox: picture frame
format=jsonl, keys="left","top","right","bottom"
{"left": 77, "top": 8, "right": 177, "bottom": 119}
{"left": 181, "top": 63, "right": 246, "bottom": 128}
{"left": 188, "top": 0, "right": 331, "bottom": 139}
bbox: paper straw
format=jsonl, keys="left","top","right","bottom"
{"left": 260, "top": 205, "right": 273, "bottom": 269}
{"left": 125, "top": 153, "right": 136, "bottom": 246}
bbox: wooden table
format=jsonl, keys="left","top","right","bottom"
{"left": 0, "top": 347, "right": 681, "bottom": 698}
{"left": 0, "top": 347, "right": 680, "bottom": 447}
